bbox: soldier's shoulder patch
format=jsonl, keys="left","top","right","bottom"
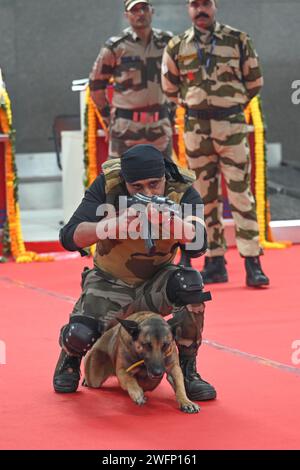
{"left": 152, "top": 29, "right": 174, "bottom": 48}
{"left": 167, "top": 34, "right": 185, "bottom": 59}
{"left": 222, "top": 24, "right": 245, "bottom": 39}
{"left": 168, "top": 35, "right": 182, "bottom": 49}
{"left": 105, "top": 35, "right": 127, "bottom": 48}
{"left": 155, "top": 29, "right": 173, "bottom": 40}
{"left": 164, "top": 30, "right": 174, "bottom": 38}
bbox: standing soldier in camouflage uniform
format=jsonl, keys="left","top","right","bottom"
{"left": 53, "top": 144, "right": 216, "bottom": 402}
{"left": 89, "top": 0, "right": 174, "bottom": 160}
{"left": 162, "top": 0, "right": 270, "bottom": 287}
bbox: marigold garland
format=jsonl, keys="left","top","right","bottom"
{"left": 84, "top": 87, "right": 98, "bottom": 188}
{"left": 0, "top": 86, "right": 53, "bottom": 262}
{"left": 246, "top": 96, "right": 290, "bottom": 249}
{"left": 84, "top": 86, "right": 109, "bottom": 189}
{"left": 174, "top": 106, "right": 187, "bottom": 168}
{"left": 83, "top": 86, "right": 110, "bottom": 256}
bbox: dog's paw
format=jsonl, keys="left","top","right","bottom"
{"left": 134, "top": 394, "right": 147, "bottom": 406}
{"left": 179, "top": 400, "right": 200, "bottom": 414}
{"left": 129, "top": 389, "right": 147, "bottom": 406}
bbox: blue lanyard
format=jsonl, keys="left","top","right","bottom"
{"left": 194, "top": 37, "right": 216, "bottom": 73}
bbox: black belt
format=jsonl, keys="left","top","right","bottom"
{"left": 186, "top": 104, "right": 244, "bottom": 120}
{"left": 116, "top": 107, "right": 168, "bottom": 123}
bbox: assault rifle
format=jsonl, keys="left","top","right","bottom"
{"left": 126, "top": 193, "right": 181, "bottom": 255}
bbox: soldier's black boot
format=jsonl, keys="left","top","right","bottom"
{"left": 245, "top": 256, "right": 270, "bottom": 287}
{"left": 178, "top": 343, "right": 216, "bottom": 401}
{"left": 201, "top": 256, "right": 228, "bottom": 284}
{"left": 53, "top": 350, "right": 82, "bottom": 393}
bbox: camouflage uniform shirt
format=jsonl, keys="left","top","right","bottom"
{"left": 90, "top": 27, "right": 174, "bottom": 158}
{"left": 162, "top": 22, "right": 263, "bottom": 109}
{"left": 90, "top": 27, "right": 173, "bottom": 110}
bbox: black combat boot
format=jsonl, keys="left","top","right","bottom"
{"left": 178, "top": 343, "right": 216, "bottom": 401}
{"left": 245, "top": 256, "right": 270, "bottom": 287}
{"left": 53, "top": 350, "right": 82, "bottom": 393}
{"left": 201, "top": 256, "right": 228, "bottom": 284}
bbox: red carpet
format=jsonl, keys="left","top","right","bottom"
{"left": 0, "top": 246, "right": 300, "bottom": 450}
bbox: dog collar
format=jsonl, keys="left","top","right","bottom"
{"left": 126, "top": 360, "right": 145, "bottom": 373}
{"left": 125, "top": 349, "right": 173, "bottom": 374}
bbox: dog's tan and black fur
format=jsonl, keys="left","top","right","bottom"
{"left": 84, "top": 311, "right": 200, "bottom": 413}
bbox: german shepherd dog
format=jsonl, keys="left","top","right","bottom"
{"left": 84, "top": 311, "right": 200, "bottom": 413}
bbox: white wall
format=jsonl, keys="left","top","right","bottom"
{"left": 16, "top": 153, "right": 62, "bottom": 210}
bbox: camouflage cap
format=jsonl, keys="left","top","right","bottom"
{"left": 124, "top": 0, "right": 151, "bottom": 11}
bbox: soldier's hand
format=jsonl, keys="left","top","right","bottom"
{"left": 117, "top": 207, "right": 141, "bottom": 239}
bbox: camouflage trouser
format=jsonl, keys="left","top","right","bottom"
{"left": 184, "top": 115, "right": 260, "bottom": 257}
{"left": 70, "top": 265, "right": 204, "bottom": 346}
{"left": 109, "top": 116, "right": 173, "bottom": 160}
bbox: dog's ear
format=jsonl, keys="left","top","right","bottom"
{"left": 167, "top": 317, "right": 182, "bottom": 340}
{"left": 117, "top": 318, "right": 140, "bottom": 340}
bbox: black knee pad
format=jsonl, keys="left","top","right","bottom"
{"left": 166, "top": 267, "right": 212, "bottom": 306}
{"left": 60, "top": 315, "right": 102, "bottom": 356}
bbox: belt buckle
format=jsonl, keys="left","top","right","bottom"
{"left": 133, "top": 112, "right": 139, "bottom": 123}
{"left": 154, "top": 112, "right": 159, "bottom": 122}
